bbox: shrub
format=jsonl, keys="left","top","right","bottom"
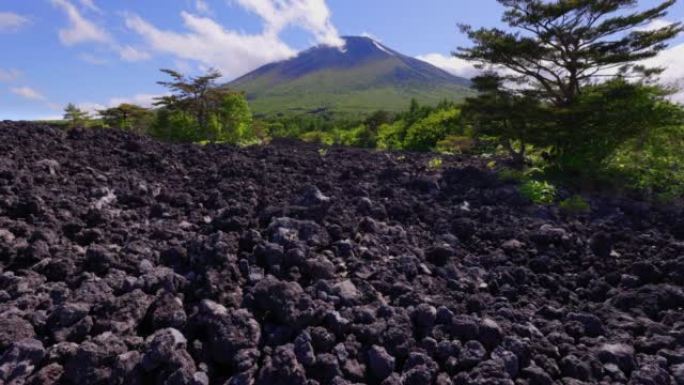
{"left": 559, "top": 195, "right": 591, "bottom": 214}
{"left": 300, "top": 131, "right": 334, "bottom": 146}
{"left": 436, "top": 135, "right": 474, "bottom": 154}
{"left": 403, "top": 108, "right": 461, "bottom": 151}
{"left": 519, "top": 180, "right": 556, "bottom": 204}
{"left": 498, "top": 168, "right": 525, "bottom": 182}
{"left": 427, "top": 157, "right": 443, "bottom": 170}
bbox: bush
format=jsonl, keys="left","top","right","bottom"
{"left": 436, "top": 135, "right": 474, "bottom": 154}
{"left": 559, "top": 195, "right": 590, "bottom": 214}
{"left": 519, "top": 180, "right": 556, "bottom": 204}
{"left": 403, "top": 108, "right": 461, "bottom": 151}
{"left": 427, "top": 157, "right": 443, "bottom": 170}
{"left": 300, "top": 131, "right": 334, "bottom": 146}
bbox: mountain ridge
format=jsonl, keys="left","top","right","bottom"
{"left": 227, "top": 36, "right": 473, "bottom": 115}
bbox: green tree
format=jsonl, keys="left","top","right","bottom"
{"left": 403, "top": 107, "right": 462, "bottom": 151}
{"left": 63, "top": 103, "right": 89, "bottom": 128}
{"left": 155, "top": 68, "right": 224, "bottom": 140}
{"left": 99, "top": 103, "right": 153, "bottom": 134}
{"left": 456, "top": 0, "right": 683, "bottom": 170}
{"left": 462, "top": 73, "right": 549, "bottom": 165}
{"left": 217, "top": 92, "right": 253, "bottom": 143}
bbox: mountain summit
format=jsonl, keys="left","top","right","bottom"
{"left": 227, "top": 36, "right": 472, "bottom": 115}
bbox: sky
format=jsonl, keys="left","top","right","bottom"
{"left": 0, "top": 0, "right": 683, "bottom": 120}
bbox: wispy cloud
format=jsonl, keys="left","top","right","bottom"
{"left": 416, "top": 53, "right": 480, "bottom": 78}
{"left": 194, "top": 0, "right": 211, "bottom": 14}
{"left": 51, "top": 0, "right": 150, "bottom": 63}
{"left": 78, "top": 0, "right": 102, "bottom": 14}
{"left": 117, "top": 45, "right": 152, "bottom": 62}
{"left": 51, "top": 0, "right": 110, "bottom": 45}
{"left": 0, "top": 68, "right": 22, "bottom": 82}
{"left": 78, "top": 53, "right": 108, "bottom": 65}
{"left": 0, "top": 12, "right": 30, "bottom": 32}
{"left": 11, "top": 86, "right": 46, "bottom": 101}
{"left": 125, "top": 0, "right": 343, "bottom": 79}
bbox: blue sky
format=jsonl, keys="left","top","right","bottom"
{"left": 0, "top": 0, "right": 683, "bottom": 120}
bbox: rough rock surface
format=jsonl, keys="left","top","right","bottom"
{"left": 1, "top": 122, "right": 684, "bottom": 384}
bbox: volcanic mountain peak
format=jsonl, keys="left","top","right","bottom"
{"left": 227, "top": 35, "right": 473, "bottom": 115}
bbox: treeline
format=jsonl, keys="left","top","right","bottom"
{"left": 62, "top": 69, "right": 256, "bottom": 145}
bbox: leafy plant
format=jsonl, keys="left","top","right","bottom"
{"left": 559, "top": 195, "right": 591, "bottom": 215}
{"left": 519, "top": 180, "right": 556, "bottom": 204}
{"left": 427, "top": 157, "right": 443, "bottom": 170}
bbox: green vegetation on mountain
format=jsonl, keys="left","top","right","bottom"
{"left": 227, "top": 36, "right": 472, "bottom": 115}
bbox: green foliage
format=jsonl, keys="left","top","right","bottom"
{"left": 376, "top": 120, "right": 407, "bottom": 151}
{"left": 519, "top": 180, "right": 556, "bottom": 205}
{"left": 559, "top": 195, "right": 591, "bottom": 215}
{"left": 300, "top": 131, "right": 335, "bottom": 146}
{"left": 498, "top": 168, "right": 525, "bottom": 183}
{"left": 63, "top": 103, "right": 90, "bottom": 129}
{"left": 553, "top": 80, "right": 683, "bottom": 174}
{"left": 427, "top": 157, "right": 443, "bottom": 170}
{"left": 607, "top": 122, "right": 684, "bottom": 201}
{"left": 217, "top": 92, "right": 254, "bottom": 143}
{"left": 436, "top": 135, "right": 475, "bottom": 154}
{"left": 151, "top": 109, "right": 201, "bottom": 143}
{"left": 152, "top": 69, "right": 255, "bottom": 144}
{"left": 457, "top": 0, "right": 682, "bottom": 109}
{"left": 403, "top": 107, "right": 461, "bottom": 151}
{"left": 99, "top": 104, "right": 154, "bottom": 134}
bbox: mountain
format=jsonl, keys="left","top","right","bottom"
{"left": 227, "top": 36, "right": 473, "bottom": 116}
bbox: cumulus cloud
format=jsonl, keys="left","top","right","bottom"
{"left": 234, "top": 0, "right": 344, "bottom": 47}
{"left": 125, "top": 12, "right": 295, "bottom": 79}
{"left": 0, "top": 12, "right": 30, "bottom": 32}
{"left": 0, "top": 68, "right": 22, "bottom": 82}
{"left": 51, "top": 0, "right": 110, "bottom": 45}
{"left": 126, "top": 0, "right": 343, "bottom": 79}
{"left": 644, "top": 42, "right": 684, "bottom": 103}
{"left": 11, "top": 86, "right": 46, "bottom": 101}
{"left": 416, "top": 53, "right": 480, "bottom": 78}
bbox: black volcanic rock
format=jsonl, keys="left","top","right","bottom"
{"left": 0, "top": 122, "right": 681, "bottom": 385}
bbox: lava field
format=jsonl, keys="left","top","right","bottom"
{"left": 1, "top": 122, "right": 683, "bottom": 385}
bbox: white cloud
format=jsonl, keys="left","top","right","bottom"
{"left": 0, "top": 12, "right": 30, "bottom": 32}
{"left": 234, "top": 0, "right": 344, "bottom": 47}
{"left": 117, "top": 45, "right": 151, "bottom": 62}
{"left": 108, "top": 93, "right": 166, "bottom": 108}
{"left": 195, "top": 0, "right": 211, "bottom": 14}
{"left": 78, "top": 0, "right": 102, "bottom": 13}
{"left": 635, "top": 18, "right": 675, "bottom": 32}
{"left": 51, "top": 0, "right": 151, "bottom": 63}
{"left": 51, "top": 0, "right": 110, "bottom": 45}
{"left": 361, "top": 32, "right": 381, "bottom": 42}
{"left": 643, "top": 42, "right": 684, "bottom": 103}
{"left": 126, "top": 0, "right": 343, "bottom": 79}
{"left": 125, "top": 12, "right": 296, "bottom": 79}
{"left": 416, "top": 53, "right": 480, "bottom": 78}
{"left": 11, "top": 86, "right": 46, "bottom": 101}
{"left": 78, "top": 53, "right": 108, "bottom": 65}
{"left": 0, "top": 68, "right": 22, "bottom": 82}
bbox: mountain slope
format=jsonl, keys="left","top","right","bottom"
{"left": 227, "top": 36, "right": 473, "bottom": 115}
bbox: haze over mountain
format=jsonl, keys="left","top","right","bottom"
{"left": 227, "top": 36, "right": 473, "bottom": 115}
